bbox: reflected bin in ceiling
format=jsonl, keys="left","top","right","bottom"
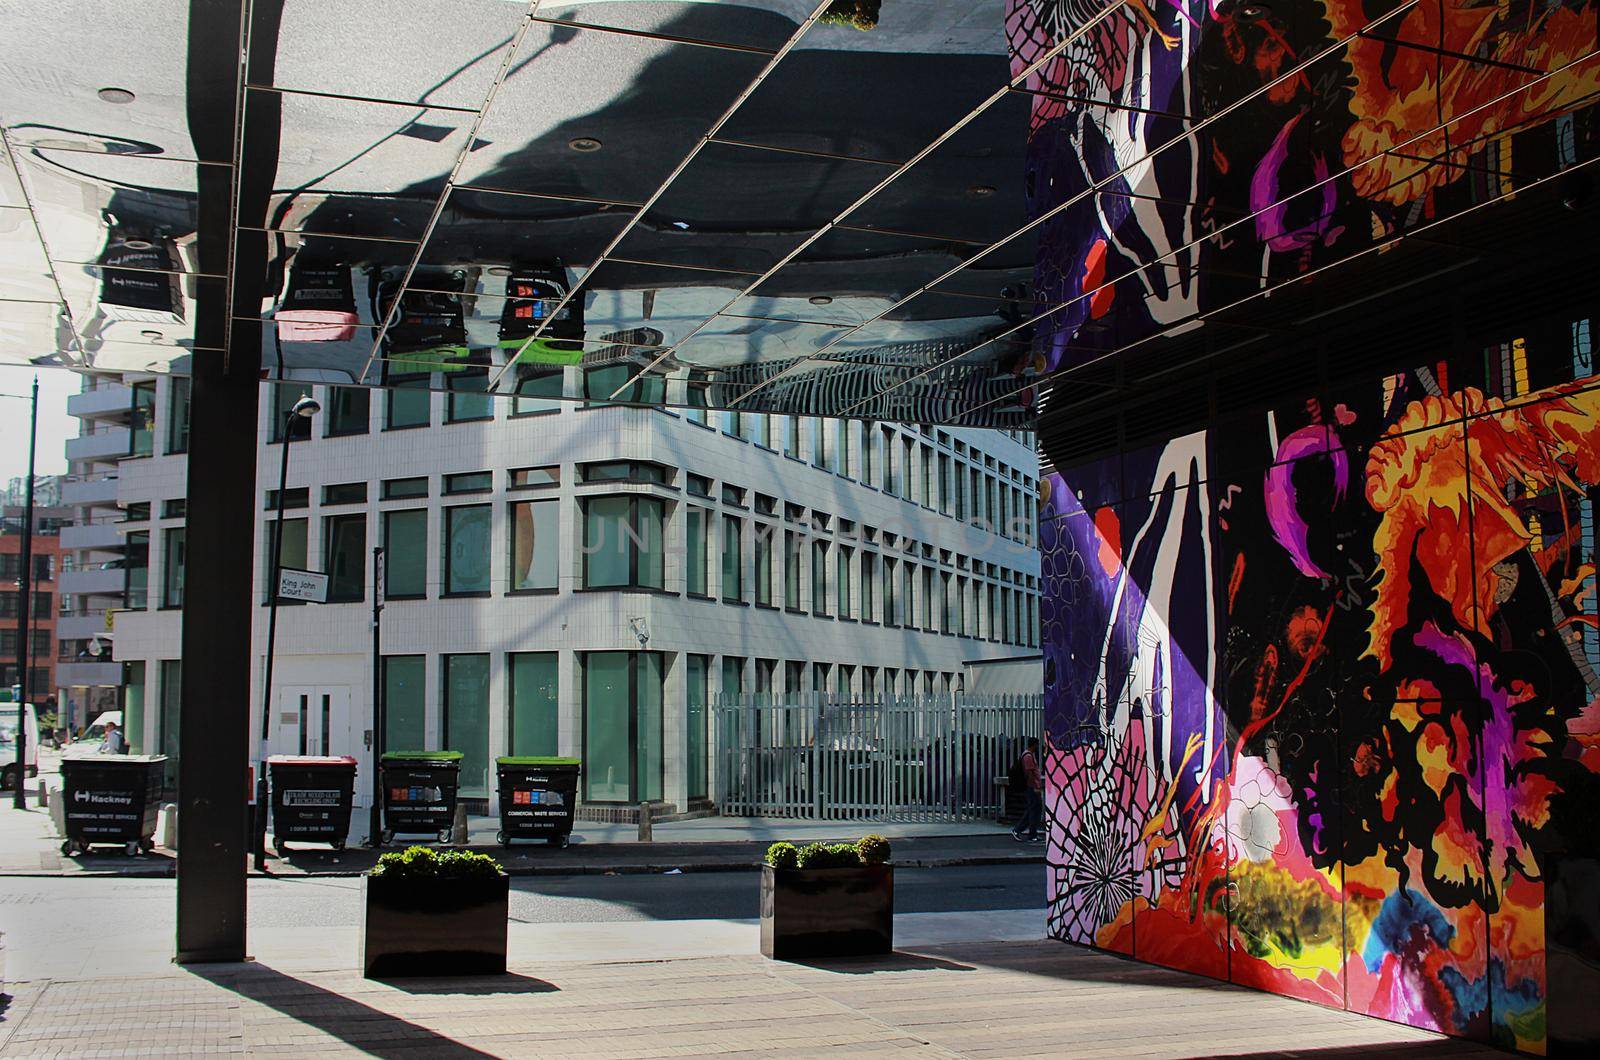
{"left": 379, "top": 751, "right": 462, "bottom": 845}
{"left": 268, "top": 754, "right": 358, "bottom": 855}
{"left": 59, "top": 754, "right": 166, "bottom": 857}
{"left": 495, "top": 757, "right": 580, "bottom": 848}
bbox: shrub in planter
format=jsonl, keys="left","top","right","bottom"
{"left": 362, "top": 846, "right": 509, "bottom": 979}
{"left": 761, "top": 834, "right": 893, "bottom": 961}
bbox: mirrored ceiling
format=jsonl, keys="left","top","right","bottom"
{"left": 2, "top": 0, "right": 1597, "bottom": 427}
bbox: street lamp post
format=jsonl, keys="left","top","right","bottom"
{"left": 254, "top": 394, "right": 319, "bottom": 866}
{"left": 5, "top": 379, "right": 39, "bottom": 809}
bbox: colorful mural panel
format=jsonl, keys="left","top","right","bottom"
{"left": 1040, "top": 344, "right": 1600, "bottom": 1052}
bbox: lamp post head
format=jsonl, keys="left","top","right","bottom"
{"left": 290, "top": 395, "right": 321, "bottom": 418}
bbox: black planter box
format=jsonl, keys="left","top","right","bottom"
{"left": 760, "top": 863, "right": 894, "bottom": 960}
{"left": 361, "top": 873, "right": 509, "bottom": 979}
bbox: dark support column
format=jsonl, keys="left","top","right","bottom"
{"left": 174, "top": 0, "right": 283, "bottom": 964}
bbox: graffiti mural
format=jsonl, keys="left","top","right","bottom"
{"left": 1040, "top": 332, "right": 1600, "bottom": 1051}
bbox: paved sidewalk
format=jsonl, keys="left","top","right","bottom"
{"left": 0, "top": 939, "right": 1498, "bottom": 1058}
{"left": 2, "top": 789, "right": 1038, "bottom": 878}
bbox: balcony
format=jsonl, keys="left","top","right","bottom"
{"left": 60, "top": 475, "right": 121, "bottom": 507}
{"left": 58, "top": 566, "right": 127, "bottom": 597}
{"left": 55, "top": 660, "right": 123, "bottom": 687}
{"left": 59, "top": 521, "right": 124, "bottom": 551}
{"left": 56, "top": 613, "right": 112, "bottom": 640}
{"left": 65, "top": 428, "right": 133, "bottom": 464}
{"left": 67, "top": 384, "right": 133, "bottom": 420}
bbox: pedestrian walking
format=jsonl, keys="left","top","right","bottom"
{"left": 1010, "top": 738, "right": 1043, "bottom": 843}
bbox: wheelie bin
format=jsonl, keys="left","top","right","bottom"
{"left": 268, "top": 754, "right": 358, "bottom": 855}
{"left": 495, "top": 757, "right": 580, "bottom": 847}
{"left": 59, "top": 754, "right": 166, "bottom": 857}
{"left": 379, "top": 751, "right": 462, "bottom": 845}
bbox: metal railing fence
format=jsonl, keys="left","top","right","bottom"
{"left": 712, "top": 692, "right": 1040, "bottom": 821}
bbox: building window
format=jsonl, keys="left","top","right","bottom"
{"left": 835, "top": 420, "right": 849, "bottom": 476}
{"left": 722, "top": 409, "right": 741, "bottom": 438}
{"left": 512, "top": 368, "right": 563, "bottom": 416}
{"left": 167, "top": 377, "right": 191, "bottom": 453}
{"left": 837, "top": 664, "right": 854, "bottom": 698}
{"left": 785, "top": 661, "right": 804, "bottom": 694}
{"left": 324, "top": 513, "right": 366, "bottom": 603}
{"left": 579, "top": 460, "right": 668, "bottom": 485}
{"left": 584, "top": 363, "right": 663, "bottom": 406}
{"left": 686, "top": 507, "right": 709, "bottom": 597}
{"left": 784, "top": 531, "right": 801, "bottom": 610}
{"left": 509, "top": 465, "right": 559, "bottom": 489}
{"left": 687, "top": 474, "right": 711, "bottom": 498}
{"left": 509, "top": 499, "right": 558, "bottom": 592}
{"left": 268, "top": 382, "right": 312, "bottom": 442}
{"left": 811, "top": 540, "right": 828, "bottom": 616}
{"left": 860, "top": 421, "right": 874, "bottom": 484}
{"left": 444, "top": 471, "right": 492, "bottom": 495}
{"left": 382, "top": 476, "right": 428, "bottom": 500}
{"left": 882, "top": 558, "right": 897, "bottom": 626}
{"left": 443, "top": 653, "right": 491, "bottom": 797}
{"left": 385, "top": 376, "right": 431, "bottom": 429}
{"left": 836, "top": 546, "right": 853, "bottom": 618}
{"left": 783, "top": 416, "right": 801, "bottom": 459}
{"left": 756, "top": 657, "right": 776, "bottom": 694}
{"left": 754, "top": 522, "right": 772, "bottom": 606}
{"left": 686, "top": 655, "right": 709, "bottom": 800}
{"left": 883, "top": 428, "right": 898, "bottom": 495}
{"left": 720, "top": 484, "right": 745, "bottom": 508}
{"left": 131, "top": 379, "right": 156, "bottom": 456}
{"left": 721, "top": 515, "right": 742, "bottom": 602}
{"left": 581, "top": 651, "right": 663, "bottom": 803}
{"left": 861, "top": 551, "right": 876, "bottom": 621}
{"left": 158, "top": 659, "right": 181, "bottom": 791}
{"left": 582, "top": 496, "right": 664, "bottom": 589}
{"left": 812, "top": 662, "right": 831, "bottom": 693}
{"left": 942, "top": 571, "right": 955, "bottom": 633}
{"left": 922, "top": 566, "right": 935, "bottom": 629}
{"left": 326, "top": 385, "right": 369, "bottom": 436}
{"left": 126, "top": 531, "right": 149, "bottom": 609}
{"left": 382, "top": 509, "right": 427, "bottom": 600}
{"left": 447, "top": 370, "right": 493, "bottom": 422}
{"left": 323, "top": 482, "right": 367, "bottom": 505}
{"left": 382, "top": 655, "right": 426, "bottom": 750}
{"left": 508, "top": 652, "right": 558, "bottom": 757}
{"left": 444, "top": 504, "right": 492, "bottom": 595}
{"left": 161, "top": 527, "right": 185, "bottom": 608}
{"left": 263, "top": 517, "right": 308, "bottom": 603}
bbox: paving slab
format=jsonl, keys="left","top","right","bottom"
{"left": 0, "top": 939, "right": 1504, "bottom": 1059}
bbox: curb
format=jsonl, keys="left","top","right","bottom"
{"left": 2, "top": 853, "right": 1044, "bottom": 880}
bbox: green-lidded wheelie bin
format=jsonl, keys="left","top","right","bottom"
{"left": 268, "top": 754, "right": 358, "bottom": 855}
{"left": 496, "top": 757, "right": 581, "bottom": 847}
{"left": 59, "top": 754, "right": 166, "bottom": 857}
{"left": 379, "top": 751, "right": 462, "bottom": 845}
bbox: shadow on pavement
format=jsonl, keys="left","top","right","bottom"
{"left": 383, "top": 972, "right": 558, "bottom": 996}
{"left": 784, "top": 952, "right": 975, "bottom": 975}
{"left": 184, "top": 962, "right": 506, "bottom": 1058}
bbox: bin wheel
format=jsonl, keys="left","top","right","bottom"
{"left": 331, "top": 839, "right": 345, "bottom": 852}
{"left": 437, "top": 829, "right": 451, "bottom": 844}
{"left": 124, "top": 841, "right": 141, "bottom": 858}
{"left": 60, "top": 839, "right": 75, "bottom": 856}
{"left": 380, "top": 829, "right": 394, "bottom": 845}
{"left": 548, "top": 836, "right": 569, "bottom": 849}
{"left": 139, "top": 837, "right": 155, "bottom": 854}
{"left": 497, "top": 831, "right": 508, "bottom": 847}
{"left": 273, "top": 839, "right": 287, "bottom": 858}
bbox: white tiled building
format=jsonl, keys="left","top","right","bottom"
{"left": 63, "top": 371, "right": 1041, "bottom": 816}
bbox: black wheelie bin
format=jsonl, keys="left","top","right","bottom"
{"left": 59, "top": 754, "right": 166, "bottom": 857}
{"left": 268, "top": 754, "right": 358, "bottom": 855}
{"left": 379, "top": 750, "right": 462, "bottom": 844}
{"left": 495, "top": 756, "right": 580, "bottom": 847}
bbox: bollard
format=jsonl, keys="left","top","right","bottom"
{"left": 160, "top": 803, "right": 178, "bottom": 851}
{"left": 38, "top": 780, "right": 48, "bottom": 808}
{"left": 637, "top": 801, "right": 653, "bottom": 843}
{"left": 452, "top": 801, "right": 468, "bottom": 845}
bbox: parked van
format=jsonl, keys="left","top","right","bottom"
{"left": 0, "top": 701, "right": 41, "bottom": 791}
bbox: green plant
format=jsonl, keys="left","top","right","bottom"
{"left": 795, "top": 841, "right": 862, "bottom": 869}
{"left": 856, "top": 833, "right": 891, "bottom": 865}
{"left": 370, "top": 845, "right": 503, "bottom": 882}
{"left": 819, "top": 0, "right": 880, "bottom": 30}
{"left": 766, "top": 841, "right": 799, "bottom": 870}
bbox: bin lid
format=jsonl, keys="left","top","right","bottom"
{"left": 65, "top": 753, "right": 167, "bottom": 764}
{"left": 268, "top": 754, "right": 358, "bottom": 766}
{"left": 381, "top": 750, "right": 463, "bottom": 762}
{"left": 497, "top": 756, "right": 580, "bottom": 767}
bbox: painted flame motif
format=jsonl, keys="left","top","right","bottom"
{"left": 1364, "top": 382, "right": 1600, "bottom": 671}
{"left": 1330, "top": 2, "right": 1600, "bottom": 206}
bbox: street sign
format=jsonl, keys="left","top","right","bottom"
{"left": 374, "top": 548, "right": 385, "bottom": 609}
{"left": 277, "top": 567, "right": 329, "bottom": 603}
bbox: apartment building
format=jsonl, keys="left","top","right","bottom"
{"left": 67, "top": 371, "right": 1040, "bottom": 816}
